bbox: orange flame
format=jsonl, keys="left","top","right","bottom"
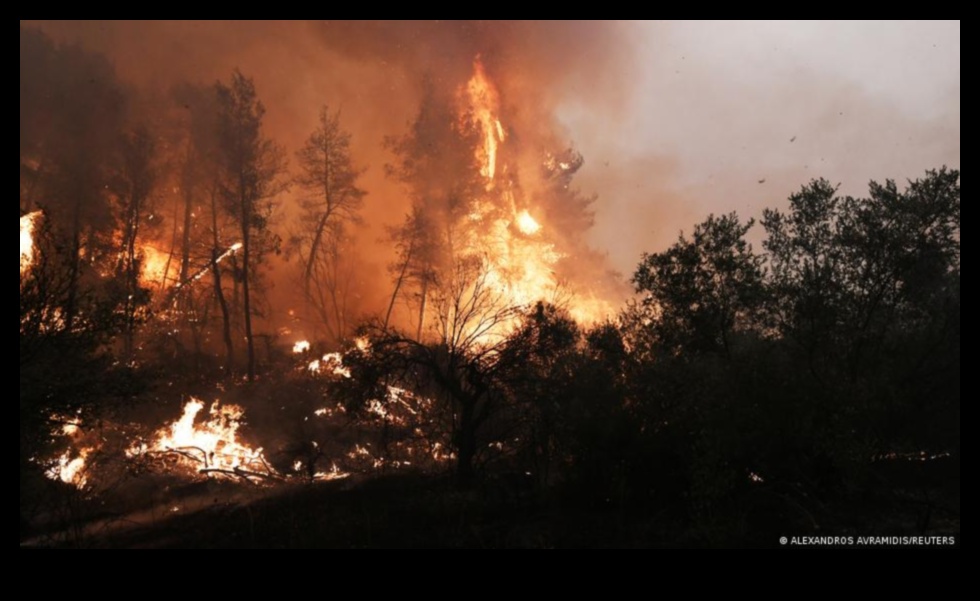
{"left": 515, "top": 209, "right": 541, "bottom": 235}
{"left": 453, "top": 59, "right": 612, "bottom": 335}
{"left": 140, "top": 245, "right": 170, "bottom": 286}
{"left": 453, "top": 59, "right": 615, "bottom": 330}
{"left": 307, "top": 351, "right": 351, "bottom": 377}
{"left": 46, "top": 448, "right": 90, "bottom": 488}
{"left": 20, "top": 211, "right": 42, "bottom": 275}
{"left": 133, "top": 398, "right": 269, "bottom": 477}
{"left": 464, "top": 58, "right": 506, "bottom": 182}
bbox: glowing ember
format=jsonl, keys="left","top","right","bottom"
{"left": 20, "top": 211, "right": 42, "bottom": 275}
{"left": 292, "top": 340, "right": 311, "bottom": 354}
{"left": 314, "top": 463, "right": 349, "bottom": 481}
{"left": 515, "top": 209, "right": 541, "bottom": 235}
{"left": 873, "top": 451, "right": 953, "bottom": 462}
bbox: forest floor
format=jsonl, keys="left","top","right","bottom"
{"left": 21, "top": 460, "right": 959, "bottom": 549}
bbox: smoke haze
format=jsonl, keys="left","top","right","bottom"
{"left": 22, "top": 20, "right": 960, "bottom": 302}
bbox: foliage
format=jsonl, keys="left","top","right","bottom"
{"left": 632, "top": 212, "right": 766, "bottom": 358}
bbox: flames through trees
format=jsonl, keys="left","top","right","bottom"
{"left": 20, "top": 22, "right": 958, "bottom": 547}
{"left": 22, "top": 47, "right": 618, "bottom": 490}
{"left": 383, "top": 57, "right": 614, "bottom": 343}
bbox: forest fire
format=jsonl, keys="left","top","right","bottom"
{"left": 15, "top": 48, "right": 744, "bottom": 494}
{"left": 20, "top": 21, "right": 959, "bottom": 549}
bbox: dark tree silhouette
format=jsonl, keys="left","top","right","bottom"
{"left": 115, "top": 126, "right": 157, "bottom": 360}
{"left": 214, "top": 70, "right": 286, "bottom": 381}
{"left": 632, "top": 212, "right": 766, "bottom": 358}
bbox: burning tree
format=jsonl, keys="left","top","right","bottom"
{"left": 214, "top": 70, "right": 287, "bottom": 381}
{"left": 293, "top": 106, "right": 366, "bottom": 343}
{"left": 19, "top": 29, "right": 126, "bottom": 334}
{"left": 383, "top": 59, "right": 615, "bottom": 343}
{"left": 166, "top": 82, "right": 233, "bottom": 367}
{"left": 384, "top": 80, "right": 486, "bottom": 339}
{"left": 357, "top": 59, "right": 618, "bottom": 484}
{"left": 20, "top": 31, "right": 153, "bottom": 469}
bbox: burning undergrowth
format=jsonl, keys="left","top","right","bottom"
{"left": 35, "top": 338, "right": 462, "bottom": 497}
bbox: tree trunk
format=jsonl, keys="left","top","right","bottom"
{"left": 160, "top": 191, "right": 180, "bottom": 293}
{"left": 211, "top": 188, "right": 234, "bottom": 375}
{"left": 456, "top": 399, "right": 477, "bottom": 488}
{"left": 64, "top": 198, "right": 82, "bottom": 333}
{"left": 384, "top": 239, "right": 414, "bottom": 331}
{"left": 416, "top": 276, "right": 429, "bottom": 341}
{"left": 304, "top": 151, "right": 332, "bottom": 293}
{"left": 123, "top": 191, "right": 141, "bottom": 360}
{"left": 179, "top": 177, "right": 194, "bottom": 283}
{"left": 241, "top": 190, "right": 256, "bottom": 382}
{"left": 213, "top": 248, "right": 234, "bottom": 376}
{"left": 304, "top": 211, "right": 331, "bottom": 291}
